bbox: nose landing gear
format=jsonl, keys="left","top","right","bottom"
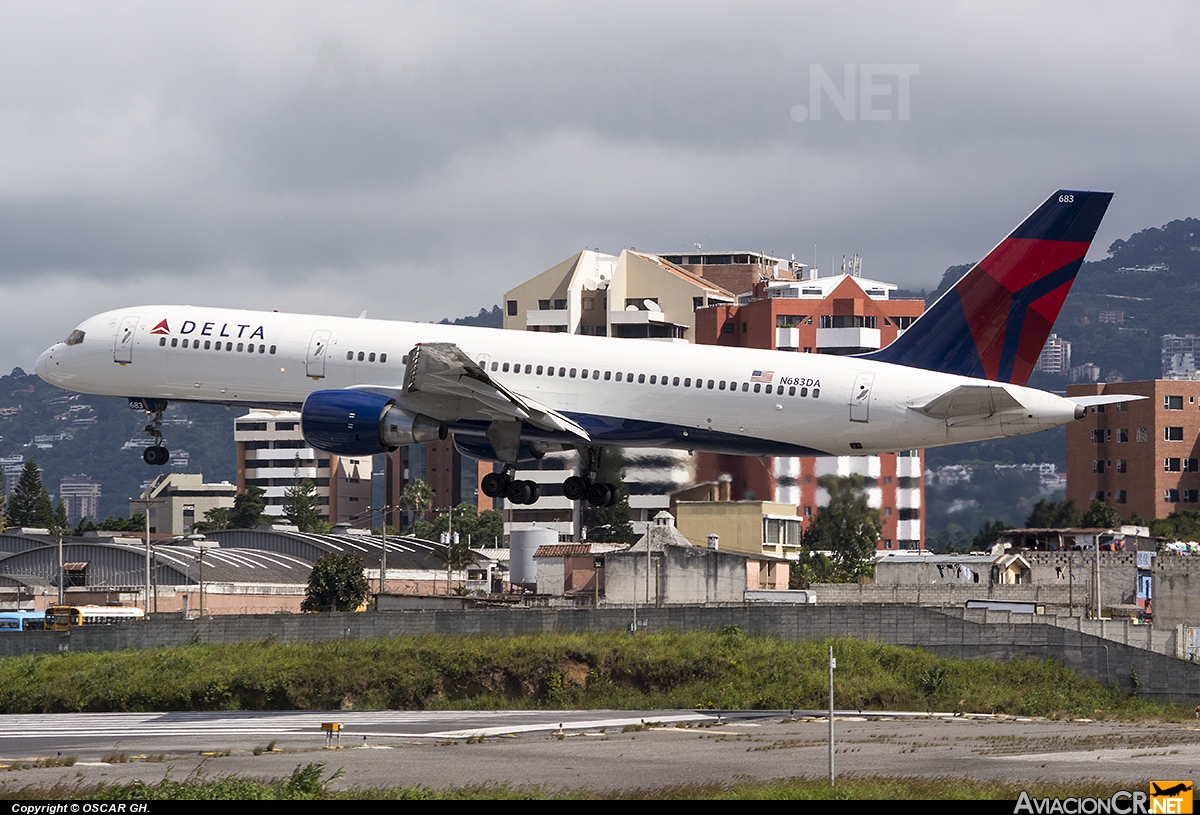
{"left": 137, "top": 399, "right": 171, "bottom": 467}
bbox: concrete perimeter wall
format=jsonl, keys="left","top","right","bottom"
{"left": 4, "top": 604, "right": 1199, "bottom": 704}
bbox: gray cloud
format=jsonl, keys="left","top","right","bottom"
{"left": 3, "top": 1, "right": 1200, "bottom": 373}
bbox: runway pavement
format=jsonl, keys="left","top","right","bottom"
{"left": 0, "top": 709, "right": 1195, "bottom": 795}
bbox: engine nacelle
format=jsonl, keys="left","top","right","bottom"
{"left": 453, "top": 434, "right": 559, "bottom": 465}
{"left": 301, "top": 389, "right": 446, "bottom": 456}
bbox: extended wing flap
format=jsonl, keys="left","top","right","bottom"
{"left": 400, "top": 342, "right": 591, "bottom": 441}
{"left": 913, "top": 384, "right": 1027, "bottom": 420}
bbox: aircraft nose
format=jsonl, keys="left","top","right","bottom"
{"left": 35, "top": 346, "right": 54, "bottom": 383}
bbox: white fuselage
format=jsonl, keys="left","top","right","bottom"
{"left": 36, "top": 305, "right": 1082, "bottom": 457}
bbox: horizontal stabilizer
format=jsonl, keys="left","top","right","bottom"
{"left": 1069, "top": 394, "right": 1148, "bottom": 408}
{"left": 912, "top": 384, "right": 1027, "bottom": 420}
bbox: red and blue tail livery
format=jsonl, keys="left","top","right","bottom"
{"left": 863, "top": 190, "right": 1113, "bottom": 385}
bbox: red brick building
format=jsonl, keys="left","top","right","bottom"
{"left": 693, "top": 273, "right": 927, "bottom": 550}
{"left": 1067, "top": 380, "right": 1200, "bottom": 521}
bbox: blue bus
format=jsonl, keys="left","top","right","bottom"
{"left": 0, "top": 610, "right": 46, "bottom": 631}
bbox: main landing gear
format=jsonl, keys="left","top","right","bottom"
{"left": 481, "top": 447, "right": 619, "bottom": 508}
{"left": 565, "top": 446, "right": 620, "bottom": 508}
{"left": 141, "top": 401, "right": 171, "bottom": 467}
{"left": 481, "top": 467, "right": 541, "bottom": 505}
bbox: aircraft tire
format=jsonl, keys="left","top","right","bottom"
{"left": 481, "top": 472, "right": 508, "bottom": 498}
{"left": 605, "top": 483, "right": 619, "bottom": 508}
{"left": 506, "top": 479, "right": 534, "bottom": 505}
{"left": 585, "top": 482, "right": 612, "bottom": 507}
{"left": 562, "top": 475, "right": 588, "bottom": 501}
{"left": 143, "top": 446, "right": 169, "bottom": 466}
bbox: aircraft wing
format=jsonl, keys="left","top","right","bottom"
{"left": 911, "top": 384, "right": 1027, "bottom": 421}
{"left": 351, "top": 342, "right": 591, "bottom": 441}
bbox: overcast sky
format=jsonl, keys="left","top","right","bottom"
{"left": 3, "top": 1, "right": 1199, "bottom": 374}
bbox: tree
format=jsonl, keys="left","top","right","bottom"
{"left": 229, "top": 485, "right": 267, "bottom": 529}
{"left": 51, "top": 500, "right": 70, "bottom": 534}
{"left": 429, "top": 527, "right": 479, "bottom": 595}
{"left": 1081, "top": 499, "right": 1122, "bottom": 529}
{"left": 6, "top": 460, "right": 54, "bottom": 528}
{"left": 282, "top": 456, "right": 325, "bottom": 532}
{"left": 583, "top": 482, "right": 636, "bottom": 544}
{"left": 1149, "top": 510, "right": 1200, "bottom": 542}
{"left": 1026, "top": 498, "right": 1082, "bottom": 529}
{"left": 971, "top": 519, "right": 1010, "bottom": 552}
{"left": 302, "top": 553, "right": 369, "bottom": 611}
{"left": 400, "top": 478, "right": 433, "bottom": 529}
{"left": 801, "top": 475, "right": 882, "bottom": 577}
{"left": 193, "top": 506, "right": 230, "bottom": 534}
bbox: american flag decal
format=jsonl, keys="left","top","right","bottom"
{"left": 750, "top": 370, "right": 774, "bottom": 383}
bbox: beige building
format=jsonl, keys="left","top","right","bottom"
{"left": 673, "top": 499, "right": 802, "bottom": 558}
{"left": 132, "top": 473, "right": 236, "bottom": 536}
{"left": 504, "top": 249, "right": 735, "bottom": 341}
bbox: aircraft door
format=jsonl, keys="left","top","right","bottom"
{"left": 114, "top": 315, "right": 140, "bottom": 364}
{"left": 306, "top": 330, "right": 332, "bottom": 378}
{"left": 849, "top": 372, "right": 875, "bottom": 423}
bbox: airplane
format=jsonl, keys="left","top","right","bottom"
{"left": 36, "top": 189, "right": 1126, "bottom": 508}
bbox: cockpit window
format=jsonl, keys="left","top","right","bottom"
{"left": 64, "top": 330, "right": 85, "bottom": 346}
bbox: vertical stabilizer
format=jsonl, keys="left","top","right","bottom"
{"left": 863, "top": 190, "right": 1112, "bottom": 385}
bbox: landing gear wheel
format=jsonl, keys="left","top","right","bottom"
{"left": 586, "top": 482, "right": 613, "bottom": 507}
{"left": 605, "top": 482, "right": 619, "bottom": 508}
{"left": 143, "top": 445, "right": 170, "bottom": 466}
{"left": 506, "top": 479, "right": 538, "bottom": 505}
{"left": 562, "top": 475, "right": 589, "bottom": 501}
{"left": 481, "top": 472, "right": 508, "bottom": 498}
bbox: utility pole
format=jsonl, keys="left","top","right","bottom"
{"left": 828, "top": 645, "right": 836, "bottom": 788}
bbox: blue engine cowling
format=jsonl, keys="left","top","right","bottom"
{"left": 453, "top": 434, "right": 552, "bottom": 464}
{"left": 301, "top": 389, "right": 446, "bottom": 456}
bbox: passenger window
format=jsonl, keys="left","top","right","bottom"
{"left": 604, "top": 371, "right": 611, "bottom": 380}
{"left": 159, "top": 337, "right": 166, "bottom": 346}
{"left": 707, "top": 380, "right": 714, "bottom": 389}
{"left": 369, "top": 353, "right": 376, "bottom": 362}
{"left": 491, "top": 362, "right": 498, "bottom": 371}
{"left": 259, "top": 345, "right": 265, "bottom": 353}
{"left": 673, "top": 377, "right": 680, "bottom": 386}
{"left": 570, "top": 368, "right": 577, "bottom": 378}
{"left": 742, "top": 383, "right": 749, "bottom": 392}
{"left": 649, "top": 375, "right": 656, "bottom": 384}
{"left": 401, "top": 354, "right": 408, "bottom": 364}
{"left": 789, "top": 386, "right": 796, "bottom": 396}
{"left": 719, "top": 381, "right": 726, "bottom": 390}
{"left": 754, "top": 384, "right": 761, "bottom": 393}
{"left": 559, "top": 367, "right": 566, "bottom": 376}
{"left": 638, "top": 374, "right": 646, "bottom": 384}
{"left": 502, "top": 362, "right": 510, "bottom": 372}
{"left": 800, "top": 387, "right": 808, "bottom": 397}
{"left": 616, "top": 372, "right": 623, "bottom": 382}
{"left": 812, "top": 388, "right": 820, "bottom": 398}
{"left": 171, "top": 338, "right": 178, "bottom": 347}
{"left": 766, "top": 385, "right": 773, "bottom": 394}
{"left": 380, "top": 353, "right": 387, "bottom": 363}
{"left": 684, "top": 378, "right": 691, "bottom": 387}
{"left": 270, "top": 345, "right": 277, "bottom": 355}
{"left": 662, "top": 376, "right": 668, "bottom": 386}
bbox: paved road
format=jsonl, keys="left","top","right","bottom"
{"left": 1, "top": 710, "right": 1195, "bottom": 795}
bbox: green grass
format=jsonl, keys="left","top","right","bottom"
{"left": 0, "top": 632, "right": 1181, "bottom": 719}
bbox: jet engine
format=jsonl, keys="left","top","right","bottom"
{"left": 300, "top": 389, "right": 446, "bottom": 456}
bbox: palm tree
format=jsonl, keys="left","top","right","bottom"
{"left": 400, "top": 478, "right": 433, "bottom": 530}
